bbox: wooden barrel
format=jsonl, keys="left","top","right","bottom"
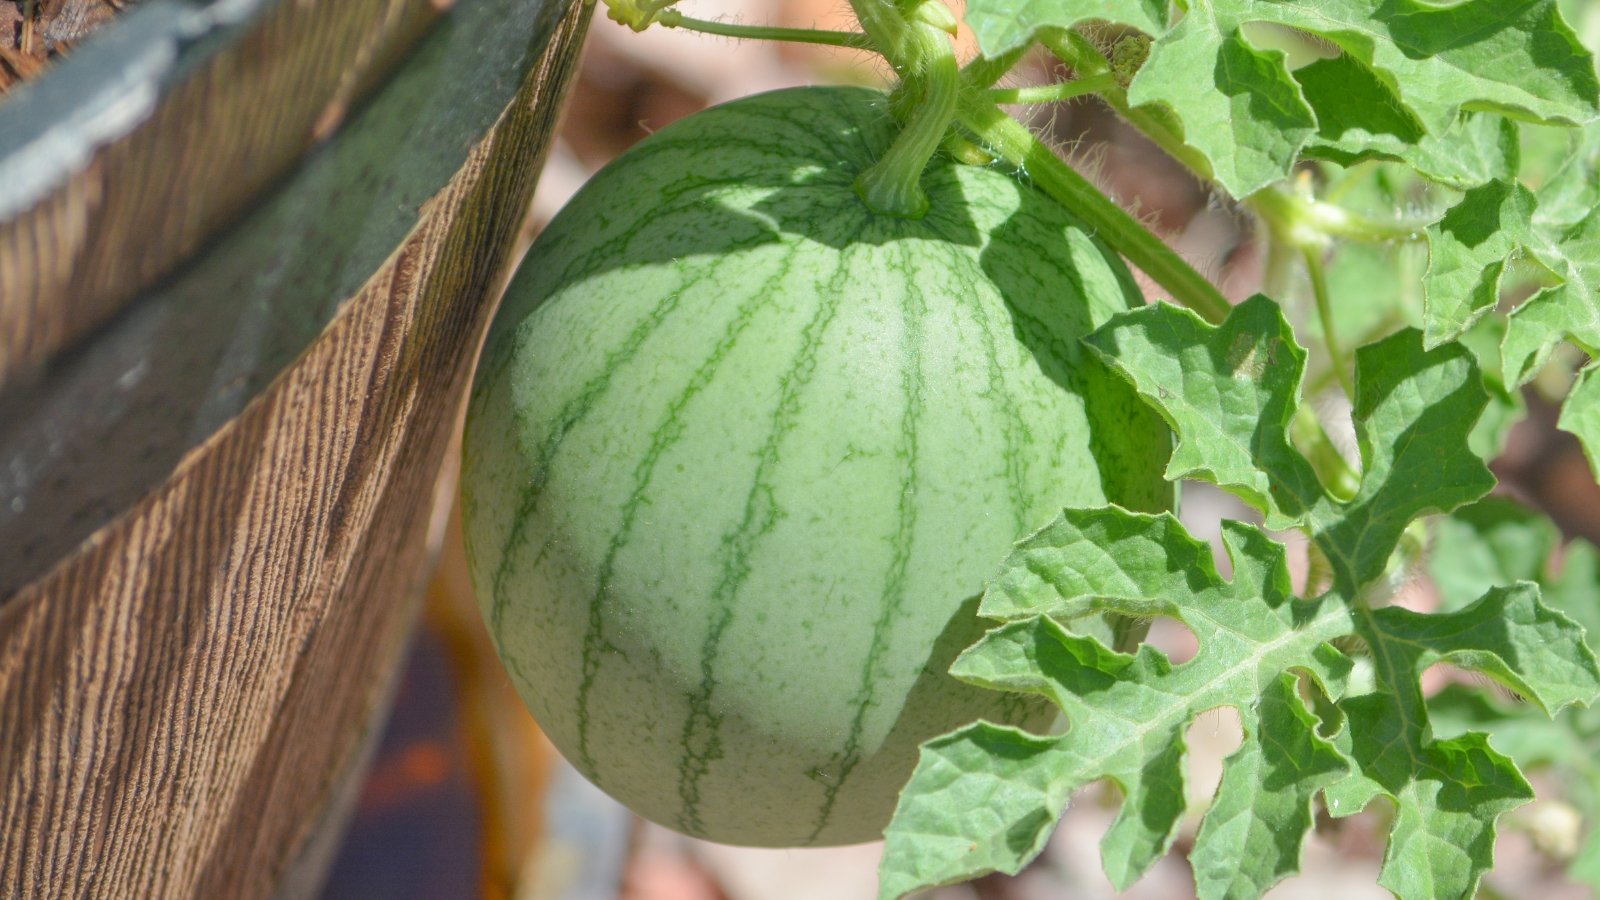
{"left": 0, "top": 0, "right": 591, "bottom": 895}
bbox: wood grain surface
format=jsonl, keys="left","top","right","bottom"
{"left": 0, "top": 0, "right": 441, "bottom": 386}
{"left": 0, "top": 2, "right": 591, "bottom": 896}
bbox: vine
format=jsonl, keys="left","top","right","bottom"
{"left": 573, "top": 2, "right": 1600, "bottom": 897}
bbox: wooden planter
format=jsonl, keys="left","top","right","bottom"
{"left": 0, "top": 0, "right": 590, "bottom": 895}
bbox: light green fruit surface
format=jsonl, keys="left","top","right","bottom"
{"left": 461, "top": 86, "right": 1172, "bottom": 847}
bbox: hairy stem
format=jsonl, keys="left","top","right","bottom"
{"left": 656, "top": 10, "right": 874, "bottom": 49}
{"left": 1041, "top": 28, "right": 1217, "bottom": 179}
{"left": 962, "top": 45, "right": 1030, "bottom": 89}
{"left": 847, "top": 0, "right": 918, "bottom": 67}
{"left": 956, "top": 93, "right": 1233, "bottom": 323}
{"left": 987, "top": 74, "right": 1116, "bottom": 105}
{"left": 849, "top": 0, "right": 961, "bottom": 218}
{"left": 854, "top": 32, "right": 958, "bottom": 214}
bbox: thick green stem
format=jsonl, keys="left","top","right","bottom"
{"left": 962, "top": 46, "right": 1030, "bottom": 89}
{"left": 849, "top": 9, "right": 1231, "bottom": 312}
{"left": 847, "top": 0, "right": 918, "bottom": 66}
{"left": 956, "top": 94, "right": 1233, "bottom": 323}
{"left": 1042, "top": 27, "right": 1108, "bottom": 76}
{"left": 850, "top": 2, "right": 960, "bottom": 218}
{"left": 855, "top": 61, "right": 958, "bottom": 217}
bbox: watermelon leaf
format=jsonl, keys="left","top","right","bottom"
{"left": 1503, "top": 206, "right": 1600, "bottom": 383}
{"left": 1419, "top": 117, "right": 1600, "bottom": 474}
{"left": 963, "top": 0, "right": 1170, "bottom": 55}
{"left": 1083, "top": 295, "right": 1496, "bottom": 595}
{"left": 879, "top": 512, "right": 1352, "bottom": 899}
{"left": 1421, "top": 121, "right": 1600, "bottom": 353}
{"left": 1295, "top": 62, "right": 1520, "bottom": 190}
{"left": 1530, "top": 120, "right": 1600, "bottom": 233}
{"left": 1239, "top": 0, "right": 1600, "bottom": 133}
{"left": 878, "top": 296, "right": 1600, "bottom": 900}
{"left": 1080, "top": 295, "right": 1324, "bottom": 531}
{"left": 1558, "top": 363, "right": 1600, "bottom": 478}
{"left": 1428, "top": 501, "right": 1600, "bottom": 889}
{"left": 1421, "top": 180, "right": 1545, "bottom": 348}
{"left": 1123, "top": 4, "right": 1317, "bottom": 198}
{"left": 965, "top": 0, "right": 1600, "bottom": 198}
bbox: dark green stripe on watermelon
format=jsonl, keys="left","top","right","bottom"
{"left": 461, "top": 86, "right": 1172, "bottom": 847}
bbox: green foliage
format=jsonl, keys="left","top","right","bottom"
{"left": 1420, "top": 117, "right": 1600, "bottom": 476}
{"left": 1423, "top": 180, "right": 1544, "bottom": 346}
{"left": 1562, "top": 366, "right": 1600, "bottom": 479}
{"left": 880, "top": 299, "right": 1600, "bottom": 900}
{"left": 574, "top": 1, "right": 1600, "bottom": 896}
{"left": 966, "top": 0, "right": 1598, "bottom": 197}
{"left": 1428, "top": 499, "right": 1600, "bottom": 890}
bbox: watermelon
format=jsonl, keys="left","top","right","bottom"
{"left": 461, "top": 86, "right": 1172, "bottom": 847}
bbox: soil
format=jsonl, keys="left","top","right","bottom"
{"left": 1, "top": 0, "right": 138, "bottom": 96}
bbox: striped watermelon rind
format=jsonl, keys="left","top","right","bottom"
{"left": 461, "top": 86, "right": 1172, "bottom": 847}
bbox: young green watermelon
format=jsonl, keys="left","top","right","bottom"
{"left": 461, "top": 86, "right": 1172, "bottom": 847}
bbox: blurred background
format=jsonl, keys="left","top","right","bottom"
{"left": 309, "top": 3, "right": 1600, "bottom": 899}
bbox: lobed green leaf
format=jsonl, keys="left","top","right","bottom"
{"left": 967, "top": 0, "right": 1599, "bottom": 197}
{"left": 1422, "top": 180, "right": 1543, "bottom": 348}
{"left": 964, "top": 0, "right": 1170, "bottom": 55}
{"left": 1418, "top": 116, "right": 1600, "bottom": 474}
{"left": 1084, "top": 294, "right": 1495, "bottom": 594}
{"left": 1426, "top": 500, "right": 1600, "bottom": 889}
{"left": 1298, "top": 61, "right": 1520, "bottom": 189}
{"left": 880, "top": 296, "right": 1600, "bottom": 899}
{"left": 881, "top": 512, "right": 1352, "bottom": 899}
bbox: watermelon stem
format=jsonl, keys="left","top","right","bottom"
{"left": 953, "top": 93, "right": 1234, "bottom": 324}
{"left": 985, "top": 75, "right": 1116, "bottom": 106}
{"left": 1301, "top": 244, "right": 1356, "bottom": 400}
{"left": 602, "top": 0, "right": 877, "bottom": 51}
{"left": 850, "top": 3, "right": 961, "bottom": 218}
{"left": 1249, "top": 181, "right": 1429, "bottom": 246}
{"left": 962, "top": 46, "right": 1029, "bottom": 90}
{"left": 847, "top": 0, "right": 922, "bottom": 65}
{"left": 653, "top": 11, "right": 875, "bottom": 51}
